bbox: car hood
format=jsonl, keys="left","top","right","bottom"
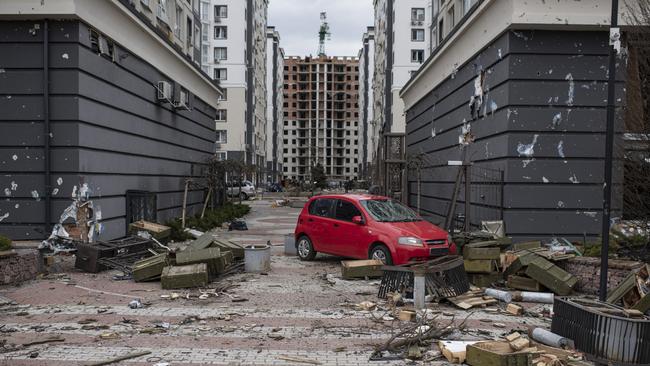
{"left": 386, "top": 221, "right": 447, "bottom": 240}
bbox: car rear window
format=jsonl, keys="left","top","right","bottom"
{"left": 308, "top": 198, "right": 334, "bottom": 218}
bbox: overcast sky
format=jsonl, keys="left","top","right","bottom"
{"left": 268, "top": 0, "right": 374, "bottom": 57}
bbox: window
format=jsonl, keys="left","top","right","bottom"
{"left": 215, "top": 152, "right": 227, "bottom": 161}
{"left": 218, "top": 88, "right": 227, "bottom": 101}
{"left": 201, "top": 45, "right": 208, "bottom": 64}
{"left": 214, "top": 68, "right": 227, "bottom": 80}
{"left": 214, "top": 5, "right": 228, "bottom": 18}
{"left": 216, "top": 109, "right": 227, "bottom": 122}
{"left": 334, "top": 200, "right": 362, "bottom": 222}
{"left": 215, "top": 130, "right": 227, "bottom": 143}
{"left": 309, "top": 198, "right": 334, "bottom": 218}
{"left": 463, "top": 0, "right": 473, "bottom": 14}
{"left": 174, "top": 5, "right": 182, "bottom": 38}
{"left": 141, "top": 0, "right": 150, "bottom": 7}
{"left": 156, "top": 0, "right": 169, "bottom": 24}
{"left": 448, "top": 5, "right": 455, "bottom": 28}
{"left": 214, "top": 26, "right": 227, "bottom": 39}
{"left": 201, "top": 23, "right": 208, "bottom": 42}
{"left": 411, "top": 29, "right": 425, "bottom": 42}
{"left": 438, "top": 19, "right": 444, "bottom": 43}
{"left": 411, "top": 8, "right": 425, "bottom": 21}
{"left": 200, "top": 2, "right": 209, "bottom": 21}
{"left": 411, "top": 49, "right": 424, "bottom": 63}
{"left": 214, "top": 47, "right": 227, "bottom": 61}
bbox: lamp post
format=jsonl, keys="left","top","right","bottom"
{"left": 599, "top": 0, "right": 619, "bottom": 302}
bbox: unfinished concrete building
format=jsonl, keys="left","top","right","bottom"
{"left": 282, "top": 56, "right": 360, "bottom": 182}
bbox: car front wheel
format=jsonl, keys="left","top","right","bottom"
{"left": 370, "top": 245, "right": 393, "bottom": 265}
{"left": 297, "top": 236, "right": 316, "bottom": 261}
{"left": 239, "top": 192, "right": 248, "bottom": 200}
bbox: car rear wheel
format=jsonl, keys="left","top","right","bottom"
{"left": 239, "top": 192, "right": 248, "bottom": 200}
{"left": 370, "top": 245, "right": 393, "bottom": 265}
{"left": 297, "top": 236, "right": 316, "bottom": 261}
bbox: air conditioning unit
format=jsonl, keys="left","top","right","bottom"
{"left": 98, "top": 36, "right": 110, "bottom": 56}
{"left": 172, "top": 90, "right": 190, "bottom": 110}
{"left": 215, "top": 142, "right": 222, "bottom": 150}
{"left": 215, "top": 59, "right": 220, "bottom": 64}
{"left": 156, "top": 81, "right": 172, "bottom": 101}
{"left": 215, "top": 17, "right": 221, "bottom": 23}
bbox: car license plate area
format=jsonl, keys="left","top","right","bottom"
{"left": 429, "top": 247, "right": 449, "bottom": 256}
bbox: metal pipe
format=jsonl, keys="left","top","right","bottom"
{"left": 43, "top": 20, "right": 52, "bottom": 236}
{"left": 599, "top": 0, "right": 619, "bottom": 302}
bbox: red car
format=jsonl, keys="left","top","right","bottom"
{"left": 294, "top": 194, "right": 456, "bottom": 265}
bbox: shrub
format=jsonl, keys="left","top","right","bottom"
{"left": 0, "top": 235, "right": 12, "bottom": 251}
{"left": 166, "top": 203, "right": 251, "bottom": 241}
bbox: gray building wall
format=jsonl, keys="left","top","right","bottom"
{"left": 405, "top": 30, "right": 624, "bottom": 242}
{"left": 0, "top": 20, "right": 216, "bottom": 240}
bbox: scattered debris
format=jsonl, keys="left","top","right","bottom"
{"left": 87, "top": 350, "right": 152, "bottom": 366}
{"left": 341, "top": 259, "right": 383, "bottom": 279}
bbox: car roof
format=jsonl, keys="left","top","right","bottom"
{"left": 309, "top": 194, "right": 388, "bottom": 202}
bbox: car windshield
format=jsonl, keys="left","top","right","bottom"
{"left": 360, "top": 199, "right": 421, "bottom": 222}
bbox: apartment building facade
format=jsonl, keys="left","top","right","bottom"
{"left": 400, "top": 0, "right": 635, "bottom": 241}
{"left": 358, "top": 27, "right": 375, "bottom": 179}
{"left": 373, "top": 0, "right": 432, "bottom": 136}
{"left": 200, "top": 0, "right": 267, "bottom": 176}
{"left": 282, "top": 56, "right": 361, "bottom": 183}
{"left": 0, "top": 0, "right": 222, "bottom": 240}
{"left": 265, "top": 27, "right": 284, "bottom": 183}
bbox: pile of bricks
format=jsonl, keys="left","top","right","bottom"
{"left": 558, "top": 256, "right": 644, "bottom": 295}
{"left": 0, "top": 249, "right": 41, "bottom": 285}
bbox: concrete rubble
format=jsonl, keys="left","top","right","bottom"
{"left": 1, "top": 199, "right": 649, "bottom": 365}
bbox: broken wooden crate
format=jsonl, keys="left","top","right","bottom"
{"left": 466, "top": 341, "right": 533, "bottom": 366}
{"left": 507, "top": 275, "right": 546, "bottom": 292}
{"left": 132, "top": 253, "right": 171, "bottom": 282}
{"left": 186, "top": 233, "right": 244, "bottom": 259}
{"left": 176, "top": 247, "right": 233, "bottom": 278}
{"left": 341, "top": 259, "right": 383, "bottom": 279}
{"left": 161, "top": 263, "right": 208, "bottom": 289}
{"left": 606, "top": 264, "right": 650, "bottom": 313}
{"left": 525, "top": 257, "right": 577, "bottom": 296}
{"left": 128, "top": 221, "right": 171, "bottom": 241}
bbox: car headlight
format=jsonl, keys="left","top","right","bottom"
{"left": 447, "top": 234, "right": 453, "bottom": 245}
{"left": 398, "top": 237, "right": 424, "bottom": 247}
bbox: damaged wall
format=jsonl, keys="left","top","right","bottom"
{"left": 404, "top": 30, "right": 625, "bottom": 241}
{"left": 0, "top": 20, "right": 216, "bottom": 240}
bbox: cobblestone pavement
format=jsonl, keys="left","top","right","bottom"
{"left": 0, "top": 199, "right": 552, "bottom": 365}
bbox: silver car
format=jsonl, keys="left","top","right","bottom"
{"left": 227, "top": 180, "right": 256, "bottom": 200}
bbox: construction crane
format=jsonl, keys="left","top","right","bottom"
{"left": 318, "top": 12, "right": 331, "bottom": 56}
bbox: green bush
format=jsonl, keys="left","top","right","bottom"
{"left": 166, "top": 203, "right": 251, "bottom": 241}
{"left": 0, "top": 235, "right": 12, "bottom": 251}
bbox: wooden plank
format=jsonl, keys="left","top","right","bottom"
{"left": 606, "top": 272, "right": 636, "bottom": 304}
{"left": 504, "top": 252, "right": 540, "bottom": 276}
{"left": 525, "top": 257, "right": 577, "bottom": 296}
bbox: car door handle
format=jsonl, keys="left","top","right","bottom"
{"left": 333, "top": 223, "right": 339, "bottom": 227}
{"left": 308, "top": 218, "right": 314, "bottom": 222}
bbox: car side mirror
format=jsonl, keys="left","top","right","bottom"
{"left": 352, "top": 216, "right": 364, "bottom": 225}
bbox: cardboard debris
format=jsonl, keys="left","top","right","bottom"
{"left": 340, "top": 259, "right": 383, "bottom": 279}
{"left": 398, "top": 309, "right": 416, "bottom": 322}
{"left": 439, "top": 340, "right": 479, "bottom": 363}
